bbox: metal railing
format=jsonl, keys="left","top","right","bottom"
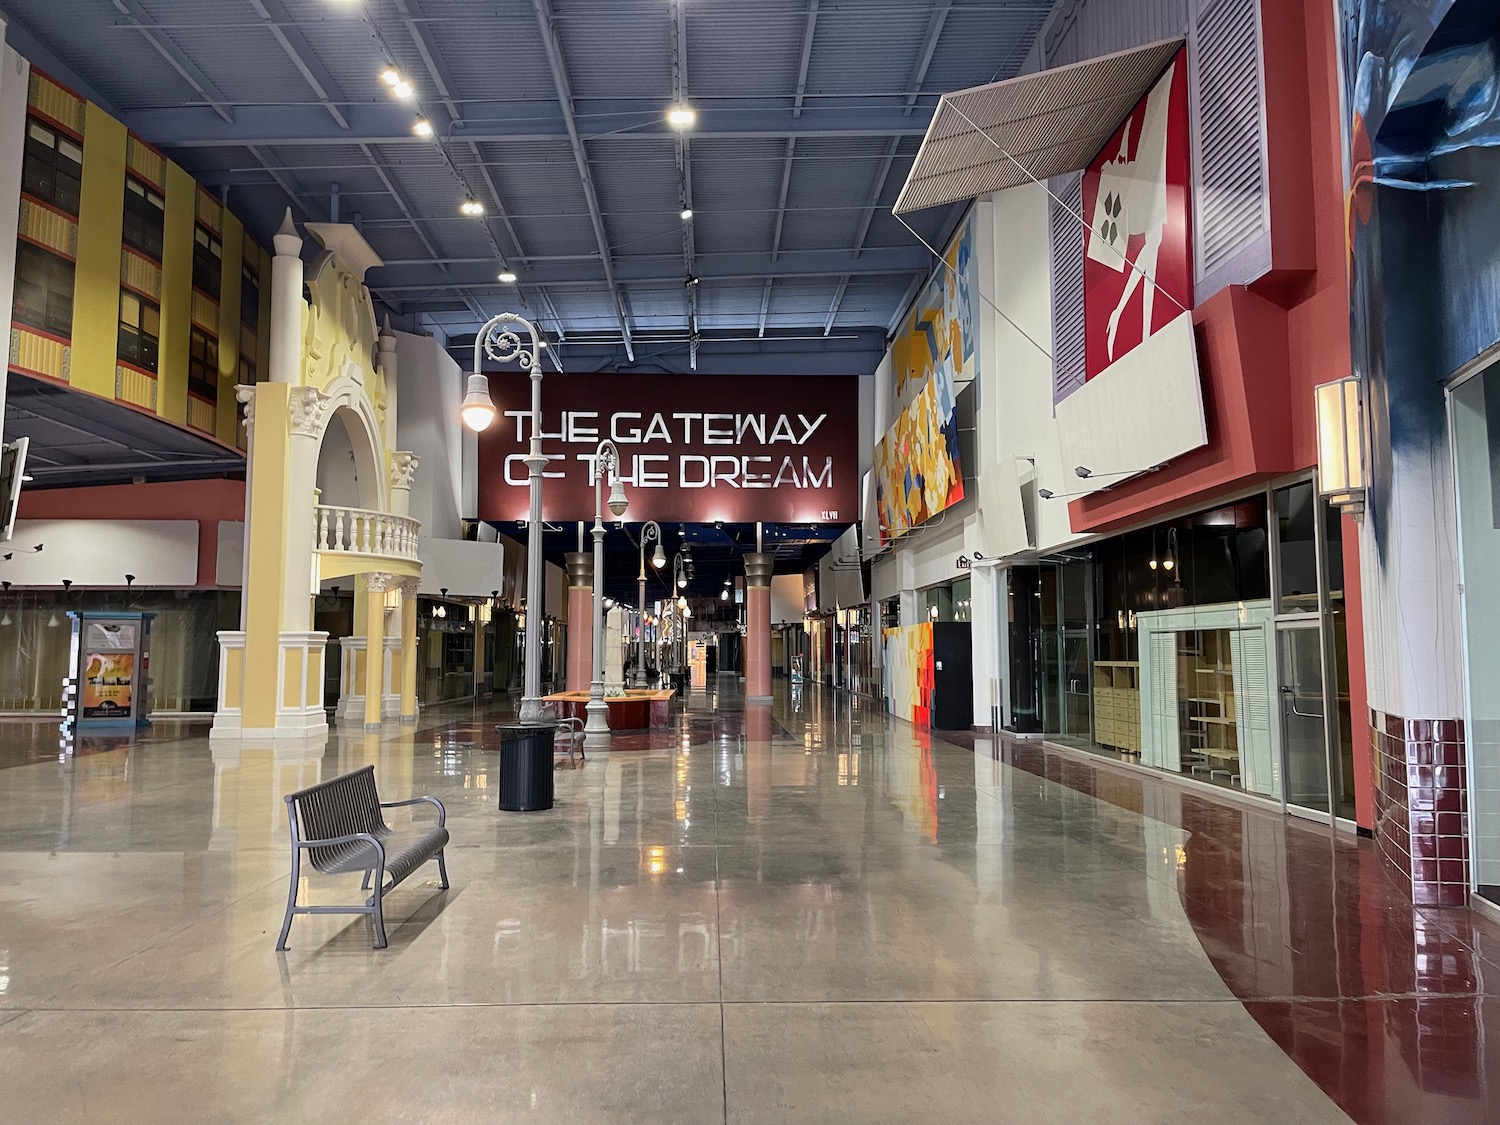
{"left": 314, "top": 505, "right": 420, "bottom": 561}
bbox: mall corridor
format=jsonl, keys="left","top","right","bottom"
{"left": 1, "top": 687, "right": 1494, "bottom": 1124}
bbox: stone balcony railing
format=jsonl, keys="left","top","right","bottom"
{"left": 314, "top": 504, "right": 420, "bottom": 562}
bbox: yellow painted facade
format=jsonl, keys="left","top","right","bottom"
{"left": 8, "top": 68, "right": 270, "bottom": 438}
{"left": 214, "top": 216, "right": 423, "bottom": 741}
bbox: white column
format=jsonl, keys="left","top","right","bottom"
{"left": 270, "top": 210, "right": 305, "bottom": 384}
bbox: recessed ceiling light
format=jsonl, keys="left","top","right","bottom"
{"left": 412, "top": 118, "right": 434, "bottom": 138}
{"left": 460, "top": 198, "right": 484, "bottom": 216}
{"left": 680, "top": 208, "right": 693, "bottom": 221}
{"left": 498, "top": 270, "right": 518, "bottom": 284}
{"left": 667, "top": 104, "right": 697, "bottom": 130}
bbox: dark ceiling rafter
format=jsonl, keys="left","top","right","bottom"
{"left": 531, "top": 0, "right": 636, "bottom": 361}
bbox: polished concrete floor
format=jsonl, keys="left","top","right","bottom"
{"left": 0, "top": 684, "right": 1488, "bottom": 1122}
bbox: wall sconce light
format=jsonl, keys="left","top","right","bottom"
{"left": 1316, "top": 376, "right": 1368, "bottom": 517}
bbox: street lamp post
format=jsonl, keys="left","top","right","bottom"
{"left": 586, "top": 440, "right": 629, "bottom": 735}
{"left": 635, "top": 521, "right": 665, "bottom": 688}
{"left": 460, "top": 313, "right": 551, "bottom": 726}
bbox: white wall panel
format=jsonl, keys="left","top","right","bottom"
{"left": 216, "top": 521, "right": 244, "bottom": 587}
{"left": 396, "top": 331, "right": 471, "bottom": 540}
{"left": 9, "top": 520, "right": 198, "bottom": 586}
{"left": 770, "top": 574, "right": 804, "bottom": 625}
{"left": 417, "top": 536, "right": 504, "bottom": 598}
{"left": 1053, "top": 312, "right": 1207, "bottom": 495}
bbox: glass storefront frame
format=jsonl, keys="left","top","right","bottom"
{"left": 1000, "top": 478, "right": 1357, "bottom": 822}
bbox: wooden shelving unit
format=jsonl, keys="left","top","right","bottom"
{"left": 1181, "top": 631, "right": 1239, "bottom": 783}
{"left": 1093, "top": 660, "right": 1141, "bottom": 754}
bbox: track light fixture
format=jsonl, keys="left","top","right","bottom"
{"left": 412, "top": 118, "right": 434, "bottom": 138}
{"left": 498, "top": 270, "right": 518, "bottom": 284}
{"left": 667, "top": 104, "right": 697, "bottom": 129}
{"left": 460, "top": 198, "right": 484, "bottom": 216}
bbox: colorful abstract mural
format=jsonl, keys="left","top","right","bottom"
{"left": 876, "top": 216, "right": 976, "bottom": 542}
{"left": 883, "top": 623, "right": 935, "bottom": 729}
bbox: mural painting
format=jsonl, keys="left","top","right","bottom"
{"left": 876, "top": 216, "right": 976, "bottom": 542}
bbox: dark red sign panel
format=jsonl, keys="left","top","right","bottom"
{"left": 475, "top": 373, "right": 859, "bottom": 524}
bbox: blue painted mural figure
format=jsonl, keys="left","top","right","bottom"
{"left": 1344, "top": 0, "right": 1500, "bottom": 552}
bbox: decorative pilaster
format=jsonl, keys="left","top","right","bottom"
{"left": 390, "top": 451, "right": 419, "bottom": 519}
{"left": 363, "top": 572, "right": 395, "bottom": 731}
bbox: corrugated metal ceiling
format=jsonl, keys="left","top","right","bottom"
{"left": 2, "top": 0, "right": 1058, "bottom": 365}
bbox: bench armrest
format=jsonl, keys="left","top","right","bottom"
{"left": 381, "top": 795, "right": 446, "bottom": 827}
{"left": 296, "top": 832, "right": 386, "bottom": 866}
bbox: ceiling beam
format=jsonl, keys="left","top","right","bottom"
{"left": 672, "top": 0, "right": 697, "bottom": 342}
{"left": 823, "top": 276, "right": 851, "bottom": 336}
{"left": 531, "top": 0, "right": 636, "bottom": 361}
{"left": 111, "top": 0, "right": 235, "bottom": 125}
{"left": 366, "top": 244, "right": 933, "bottom": 290}
{"left": 124, "top": 101, "right": 935, "bottom": 149}
{"left": 850, "top": 5, "right": 949, "bottom": 258}
{"left": 247, "top": 0, "right": 349, "bottom": 130}
{"left": 793, "top": 0, "right": 821, "bottom": 118}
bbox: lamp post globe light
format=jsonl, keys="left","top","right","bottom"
{"left": 586, "top": 439, "right": 629, "bottom": 735}
{"left": 635, "top": 521, "right": 665, "bottom": 688}
{"left": 462, "top": 313, "right": 550, "bottom": 726}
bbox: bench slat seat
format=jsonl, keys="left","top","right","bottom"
{"left": 277, "top": 765, "right": 449, "bottom": 950}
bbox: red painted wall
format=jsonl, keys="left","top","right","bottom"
{"left": 18, "top": 480, "right": 245, "bottom": 588}
{"left": 1063, "top": 0, "right": 1371, "bottom": 826}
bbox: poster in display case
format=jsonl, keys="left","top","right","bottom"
{"left": 63, "top": 612, "right": 155, "bottom": 729}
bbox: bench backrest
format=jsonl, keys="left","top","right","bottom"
{"left": 284, "top": 766, "right": 389, "bottom": 872}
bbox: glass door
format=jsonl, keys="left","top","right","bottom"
{"left": 1278, "top": 622, "right": 1330, "bottom": 815}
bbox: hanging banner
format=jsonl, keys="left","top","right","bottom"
{"left": 476, "top": 373, "right": 859, "bottom": 524}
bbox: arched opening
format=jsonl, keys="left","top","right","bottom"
{"left": 315, "top": 405, "right": 383, "bottom": 513}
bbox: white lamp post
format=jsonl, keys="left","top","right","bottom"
{"left": 461, "top": 313, "right": 551, "bottom": 726}
{"left": 586, "top": 440, "right": 629, "bottom": 734}
{"left": 635, "top": 521, "right": 665, "bottom": 688}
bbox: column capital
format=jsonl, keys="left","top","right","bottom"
{"left": 390, "top": 450, "right": 419, "bottom": 490}
{"left": 399, "top": 577, "right": 421, "bottom": 598}
{"left": 365, "top": 571, "right": 398, "bottom": 594}
{"left": 289, "top": 386, "right": 332, "bottom": 437}
{"left": 744, "top": 552, "right": 775, "bottom": 589}
{"left": 565, "top": 551, "right": 594, "bottom": 587}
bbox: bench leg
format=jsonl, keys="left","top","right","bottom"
{"left": 436, "top": 849, "right": 450, "bottom": 890}
{"left": 371, "top": 879, "right": 388, "bottom": 949}
{"left": 361, "top": 869, "right": 372, "bottom": 891}
{"left": 276, "top": 853, "right": 301, "bottom": 952}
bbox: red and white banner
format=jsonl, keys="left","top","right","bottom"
{"left": 1081, "top": 51, "right": 1193, "bottom": 381}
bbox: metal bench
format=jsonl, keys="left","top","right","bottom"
{"left": 555, "top": 715, "right": 586, "bottom": 767}
{"left": 276, "top": 765, "right": 449, "bottom": 950}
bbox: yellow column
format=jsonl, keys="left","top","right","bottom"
{"left": 69, "top": 102, "right": 126, "bottom": 399}
{"left": 400, "top": 580, "right": 419, "bottom": 723}
{"left": 157, "top": 162, "right": 195, "bottom": 425}
{"left": 240, "top": 383, "right": 292, "bottom": 731}
{"left": 363, "top": 575, "right": 389, "bottom": 731}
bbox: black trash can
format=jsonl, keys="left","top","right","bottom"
{"left": 497, "top": 723, "right": 556, "bottom": 811}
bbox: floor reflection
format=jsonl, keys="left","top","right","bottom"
{"left": 979, "top": 735, "right": 1500, "bottom": 1125}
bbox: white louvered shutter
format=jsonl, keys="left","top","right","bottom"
{"left": 1049, "top": 172, "right": 1086, "bottom": 406}
{"left": 1190, "top": 0, "right": 1270, "bottom": 297}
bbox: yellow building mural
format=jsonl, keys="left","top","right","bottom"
{"left": 212, "top": 212, "right": 423, "bottom": 742}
